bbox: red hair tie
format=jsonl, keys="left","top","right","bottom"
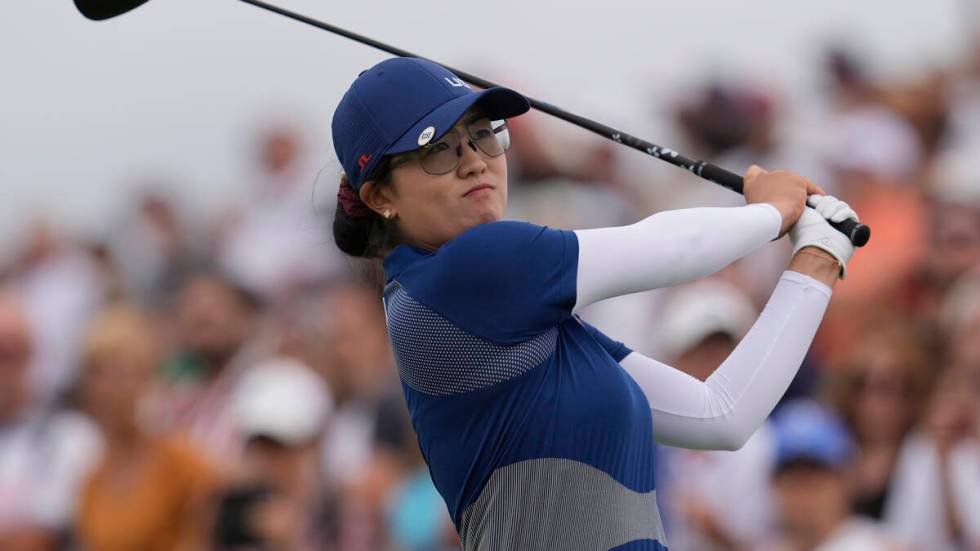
{"left": 337, "top": 178, "right": 373, "bottom": 219}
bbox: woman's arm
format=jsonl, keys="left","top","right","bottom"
{"left": 619, "top": 266, "right": 834, "bottom": 450}
{"left": 572, "top": 203, "right": 782, "bottom": 311}
{"left": 572, "top": 166, "right": 821, "bottom": 312}
{"left": 598, "top": 187, "right": 854, "bottom": 450}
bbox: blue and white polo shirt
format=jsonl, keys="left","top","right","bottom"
{"left": 382, "top": 220, "right": 667, "bottom": 551}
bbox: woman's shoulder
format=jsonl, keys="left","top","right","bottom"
{"left": 442, "top": 220, "right": 572, "bottom": 260}
{"left": 387, "top": 220, "right": 579, "bottom": 343}
{"left": 449, "top": 220, "right": 547, "bottom": 245}
{"left": 151, "top": 434, "right": 218, "bottom": 476}
{"left": 385, "top": 221, "right": 540, "bottom": 277}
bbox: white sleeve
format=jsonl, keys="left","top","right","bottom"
{"left": 950, "top": 440, "right": 980, "bottom": 546}
{"left": 572, "top": 203, "right": 782, "bottom": 312}
{"left": 619, "top": 271, "right": 832, "bottom": 450}
{"left": 32, "top": 412, "right": 104, "bottom": 528}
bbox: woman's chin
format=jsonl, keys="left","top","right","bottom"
{"left": 475, "top": 209, "right": 503, "bottom": 224}
{"left": 448, "top": 205, "right": 505, "bottom": 238}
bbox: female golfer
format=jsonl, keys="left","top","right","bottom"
{"left": 330, "top": 57, "right": 858, "bottom": 551}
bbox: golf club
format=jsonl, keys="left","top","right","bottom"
{"left": 73, "top": 0, "right": 871, "bottom": 246}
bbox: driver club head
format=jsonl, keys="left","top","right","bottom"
{"left": 74, "top": 0, "right": 153, "bottom": 20}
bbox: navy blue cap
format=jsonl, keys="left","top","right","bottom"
{"left": 332, "top": 57, "right": 531, "bottom": 190}
{"left": 772, "top": 400, "right": 855, "bottom": 471}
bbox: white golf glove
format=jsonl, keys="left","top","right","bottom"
{"left": 789, "top": 195, "right": 858, "bottom": 279}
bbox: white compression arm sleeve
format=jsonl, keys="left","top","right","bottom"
{"left": 619, "top": 271, "right": 832, "bottom": 450}
{"left": 572, "top": 203, "right": 782, "bottom": 312}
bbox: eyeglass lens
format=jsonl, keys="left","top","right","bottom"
{"left": 418, "top": 119, "right": 509, "bottom": 175}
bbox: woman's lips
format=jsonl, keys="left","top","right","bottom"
{"left": 463, "top": 184, "right": 495, "bottom": 197}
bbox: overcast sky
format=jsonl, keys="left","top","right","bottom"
{"left": 0, "top": 0, "right": 973, "bottom": 250}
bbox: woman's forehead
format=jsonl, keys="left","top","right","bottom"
{"left": 452, "top": 109, "right": 489, "bottom": 129}
{"left": 411, "top": 110, "right": 489, "bottom": 148}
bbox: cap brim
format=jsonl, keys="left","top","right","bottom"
{"left": 386, "top": 87, "right": 530, "bottom": 155}
{"left": 774, "top": 454, "right": 841, "bottom": 474}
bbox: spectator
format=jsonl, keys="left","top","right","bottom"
{"left": 924, "top": 150, "right": 980, "bottom": 291}
{"left": 160, "top": 270, "right": 269, "bottom": 467}
{"left": 675, "top": 82, "right": 775, "bottom": 161}
{"left": 827, "top": 322, "right": 934, "bottom": 520}
{"left": 943, "top": 36, "right": 980, "bottom": 150}
{"left": 824, "top": 48, "right": 879, "bottom": 110}
{"left": 314, "top": 283, "right": 405, "bottom": 486}
{"left": 76, "top": 304, "right": 217, "bottom": 551}
{"left": 294, "top": 283, "right": 421, "bottom": 550}
{"left": 219, "top": 124, "right": 343, "bottom": 302}
{"left": 384, "top": 414, "right": 457, "bottom": 551}
{"left": 109, "top": 190, "right": 202, "bottom": 307}
{"left": 0, "top": 291, "right": 102, "bottom": 551}
{"left": 656, "top": 280, "right": 777, "bottom": 551}
{"left": 941, "top": 271, "right": 980, "bottom": 372}
{"left": 760, "top": 400, "right": 908, "bottom": 551}
{"left": 884, "top": 364, "right": 980, "bottom": 551}
{"left": 816, "top": 103, "right": 929, "bottom": 366}
{"left": 213, "top": 357, "right": 332, "bottom": 551}
{"left": 7, "top": 222, "right": 105, "bottom": 404}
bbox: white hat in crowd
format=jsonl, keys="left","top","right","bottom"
{"left": 659, "top": 280, "right": 757, "bottom": 360}
{"left": 828, "top": 105, "right": 923, "bottom": 184}
{"left": 235, "top": 357, "right": 333, "bottom": 446}
{"left": 930, "top": 148, "right": 980, "bottom": 207}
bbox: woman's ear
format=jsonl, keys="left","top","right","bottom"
{"left": 359, "top": 180, "right": 397, "bottom": 218}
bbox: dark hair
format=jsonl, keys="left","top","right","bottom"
{"left": 332, "top": 158, "right": 403, "bottom": 258}
{"left": 177, "top": 267, "right": 264, "bottom": 312}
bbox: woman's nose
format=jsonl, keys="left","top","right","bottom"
{"left": 457, "top": 139, "right": 487, "bottom": 177}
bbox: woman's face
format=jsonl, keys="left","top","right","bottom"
{"left": 361, "top": 113, "right": 509, "bottom": 250}
{"left": 83, "top": 340, "right": 155, "bottom": 434}
{"left": 851, "top": 349, "right": 916, "bottom": 443}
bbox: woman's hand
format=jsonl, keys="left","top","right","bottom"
{"left": 788, "top": 195, "right": 860, "bottom": 285}
{"left": 743, "top": 165, "right": 825, "bottom": 236}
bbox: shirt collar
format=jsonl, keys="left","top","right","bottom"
{"left": 382, "top": 244, "right": 432, "bottom": 282}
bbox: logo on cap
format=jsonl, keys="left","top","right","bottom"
{"left": 444, "top": 77, "right": 470, "bottom": 89}
{"left": 418, "top": 126, "right": 436, "bottom": 146}
{"left": 357, "top": 154, "right": 373, "bottom": 171}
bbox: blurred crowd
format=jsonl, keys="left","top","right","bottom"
{"left": 1, "top": 36, "right": 979, "bottom": 551}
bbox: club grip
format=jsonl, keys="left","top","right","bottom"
{"left": 698, "top": 162, "right": 870, "bottom": 248}
{"left": 830, "top": 217, "right": 870, "bottom": 247}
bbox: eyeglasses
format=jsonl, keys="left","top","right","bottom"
{"left": 389, "top": 117, "right": 510, "bottom": 176}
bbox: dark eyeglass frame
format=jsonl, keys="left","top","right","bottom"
{"left": 387, "top": 118, "right": 510, "bottom": 176}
